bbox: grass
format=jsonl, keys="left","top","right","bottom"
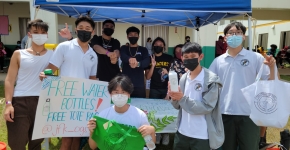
{"left": 1, "top": 76, "right": 290, "bottom": 149}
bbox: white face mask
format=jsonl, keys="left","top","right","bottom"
{"left": 32, "top": 34, "right": 48, "bottom": 46}
{"left": 112, "top": 94, "right": 129, "bottom": 107}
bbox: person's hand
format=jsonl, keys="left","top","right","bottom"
{"left": 138, "top": 125, "right": 155, "bottom": 137}
{"left": 4, "top": 105, "right": 14, "bottom": 122}
{"left": 129, "top": 58, "right": 137, "bottom": 64}
{"left": 110, "top": 57, "right": 118, "bottom": 64}
{"left": 114, "top": 50, "right": 120, "bottom": 57}
{"left": 87, "top": 118, "right": 97, "bottom": 133}
{"left": 39, "top": 72, "right": 47, "bottom": 81}
{"left": 129, "top": 61, "right": 138, "bottom": 68}
{"left": 59, "top": 23, "right": 72, "bottom": 40}
{"left": 107, "top": 52, "right": 117, "bottom": 58}
{"left": 264, "top": 55, "right": 276, "bottom": 68}
{"left": 164, "top": 94, "right": 170, "bottom": 100}
{"left": 151, "top": 55, "right": 156, "bottom": 67}
{"left": 162, "top": 68, "right": 168, "bottom": 75}
{"left": 168, "top": 82, "right": 183, "bottom": 101}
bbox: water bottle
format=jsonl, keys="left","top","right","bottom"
{"left": 144, "top": 135, "right": 155, "bottom": 150}
{"left": 169, "top": 70, "right": 179, "bottom": 92}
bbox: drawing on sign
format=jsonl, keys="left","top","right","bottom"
{"left": 145, "top": 110, "right": 177, "bottom": 132}
{"left": 42, "top": 98, "right": 51, "bottom": 116}
{"left": 254, "top": 92, "right": 277, "bottom": 114}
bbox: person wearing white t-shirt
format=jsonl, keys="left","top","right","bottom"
{"left": 168, "top": 43, "right": 224, "bottom": 150}
{"left": 87, "top": 75, "right": 156, "bottom": 150}
{"left": 39, "top": 16, "right": 98, "bottom": 150}
{"left": 209, "top": 22, "right": 276, "bottom": 150}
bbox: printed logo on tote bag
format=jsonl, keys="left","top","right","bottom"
{"left": 254, "top": 92, "right": 277, "bottom": 114}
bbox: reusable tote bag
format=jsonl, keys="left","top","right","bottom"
{"left": 241, "top": 65, "right": 290, "bottom": 128}
{"left": 92, "top": 116, "right": 145, "bottom": 150}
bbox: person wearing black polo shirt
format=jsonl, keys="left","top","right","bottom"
{"left": 145, "top": 37, "right": 173, "bottom": 145}
{"left": 90, "top": 19, "right": 121, "bottom": 82}
{"left": 120, "top": 26, "right": 150, "bottom": 98}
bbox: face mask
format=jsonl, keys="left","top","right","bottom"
{"left": 103, "top": 28, "right": 114, "bottom": 36}
{"left": 175, "top": 52, "right": 182, "bottom": 59}
{"left": 186, "top": 39, "right": 190, "bottom": 42}
{"left": 112, "top": 94, "right": 129, "bottom": 107}
{"left": 77, "top": 30, "right": 92, "bottom": 42}
{"left": 153, "top": 46, "right": 163, "bottom": 54}
{"left": 226, "top": 35, "right": 243, "bottom": 48}
{"left": 17, "top": 44, "right": 21, "bottom": 47}
{"left": 128, "top": 37, "right": 138, "bottom": 45}
{"left": 32, "top": 34, "right": 48, "bottom": 46}
{"left": 183, "top": 58, "right": 199, "bottom": 71}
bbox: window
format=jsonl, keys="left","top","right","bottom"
{"left": 280, "top": 31, "right": 290, "bottom": 49}
{"left": 258, "top": 33, "right": 268, "bottom": 50}
{"left": 219, "top": 20, "right": 225, "bottom": 26}
{"left": 243, "top": 36, "right": 249, "bottom": 49}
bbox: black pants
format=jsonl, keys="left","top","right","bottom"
{"left": 149, "top": 89, "right": 167, "bottom": 99}
{"left": 173, "top": 131, "right": 210, "bottom": 150}
{"left": 131, "top": 87, "right": 146, "bottom": 98}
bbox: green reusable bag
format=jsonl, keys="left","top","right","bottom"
{"left": 92, "top": 115, "right": 145, "bottom": 150}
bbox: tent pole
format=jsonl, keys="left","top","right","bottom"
{"left": 248, "top": 14, "right": 252, "bottom": 51}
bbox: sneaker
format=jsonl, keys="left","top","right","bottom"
{"left": 259, "top": 142, "right": 275, "bottom": 150}
{"left": 162, "top": 133, "right": 170, "bottom": 145}
{"left": 155, "top": 133, "right": 161, "bottom": 145}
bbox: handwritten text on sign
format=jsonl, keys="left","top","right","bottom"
{"left": 32, "top": 76, "right": 111, "bottom": 140}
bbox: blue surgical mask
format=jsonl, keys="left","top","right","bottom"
{"left": 226, "top": 35, "right": 243, "bottom": 48}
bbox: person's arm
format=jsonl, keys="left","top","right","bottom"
{"left": 139, "top": 47, "right": 150, "bottom": 68}
{"left": 168, "top": 82, "right": 221, "bottom": 115}
{"left": 145, "top": 56, "right": 155, "bottom": 80}
{"left": 39, "top": 44, "right": 64, "bottom": 80}
{"left": 87, "top": 118, "right": 98, "bottom": 149}
{"left": 4, "top": 51, "right": 20, "bottom": 122}
{"left": 138, "top": 113, "right": 156, "bottom": 143}
{"left": 88, "top": 132, "right": 97, "bottom": 149}
{"left": 120, "top": 46, "right": 131, "bottom": 63}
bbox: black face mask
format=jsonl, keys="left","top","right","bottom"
{"left": 128, "top": 37, "right": 139, "bottom": 45}
{"left": 77, "top": 30, "right": 92, "bottom": 42}
{"left": 103, "top": 28, "right": 114, "bottom": 36}
{"left": 186, "top": 39, "right": 190, "bottom": 42}
{"left": 153, "top": 46, "right": 163, "bottom": 54}
{"left": 183, "top": 58, "right": 199, "bottom": 71}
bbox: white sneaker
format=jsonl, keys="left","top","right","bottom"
{"left": 162, "top": 133, "right": 170, "bottom": 145}
{"left": 156, "top": 133, "right": 162, "bottom": 144}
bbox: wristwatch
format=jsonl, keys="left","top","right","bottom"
{"left": 6, "top": 101, "right": 12, "bottom": 105}
{"left": 137, "top": 62, "right": 140, "bottom": 67}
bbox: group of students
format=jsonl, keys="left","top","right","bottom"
{"left": 3, "top": 14, "right": 277, "bottom": 150}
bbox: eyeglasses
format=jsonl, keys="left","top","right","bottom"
{"left": 227, "top": 32, "right": 243, "bottom": 36}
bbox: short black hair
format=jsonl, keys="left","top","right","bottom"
{"left": 270, "top": 44, "right": 277, "bottom": 49}
{"left": 27, "top": 19, "right": 49, "bottom": 32}
{"left": 126, "top": 26, "right": 140, "bottom": 35}
{"left": 223, "top": 22, "right": 247, "bottom": 36}
{"left": 103, "top": 19, "right": 115, "bottom": 27}
{"left": 75, "top": 15, "right": 95, "bottom": 30}
{"left": 182, "top": 42, "right": 202, "bottom": 55}
{"left": 185, "top": 36, "right": 190, "bottom": 39}
{"left": 218, "top": 36, "right": 223, "bottom": 40}
{"left": 173, "top": 44, "right": 183, "bottom": 59}
{"left": 147, "top": 37, "right": 151, "bottom": 42}
{"left": 17, "top": 41, "right": 21, "bottom": 44}
{"left": 108, "top": 75, "right": 134, "bottom": 94}
{"left": 152, "top": 37, "right": 166, "bottom": 48}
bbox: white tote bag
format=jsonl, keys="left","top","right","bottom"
{"left": 241, "top": 65, "right": 290, "bottom": 128}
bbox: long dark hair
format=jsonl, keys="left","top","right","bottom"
{"left": 173, "top": 44, "right": 183, "bottom": 59}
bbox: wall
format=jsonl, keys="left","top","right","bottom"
{"left": 217, "top": 20, "right": 290, "bottom": 49}
{"left": 0, "top": 2, "right": 30, "bottom": 45}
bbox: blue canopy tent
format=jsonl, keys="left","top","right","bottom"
{"left": 33, "top": 0, "right": 252, "bottom": 68}
{"left": 33, "top": 0, "right": 251, "bottom": 29}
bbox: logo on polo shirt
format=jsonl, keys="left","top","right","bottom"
{"left": 194, "top": 83, "right": 202, "bottom": 91}
{"left": 240, "top": 59, "right": 249, "bottom": 66}
{"left": 254, "top": 92, "right": 277, "bottom": 114}
{"left": 90, "top": 54, "right": 95, "bottom": 61}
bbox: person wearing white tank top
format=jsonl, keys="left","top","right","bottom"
{"left": 3, "top": 19, "right": 53, "bottom": 150}
{"left": 39, "top": 16, "right": 98, "bottom": 150}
